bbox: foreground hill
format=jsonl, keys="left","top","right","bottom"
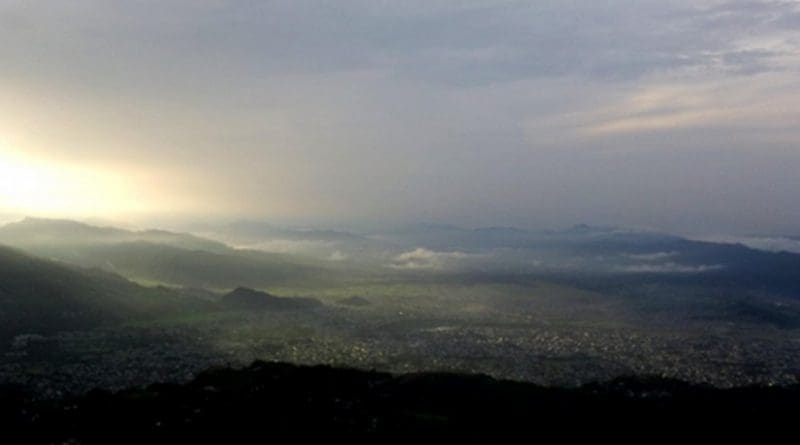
{"left": 2, "top": 361, "right": 798, "bottom": 441}
{"left": 0, "top": 245, "right": 209, "bottom": 342}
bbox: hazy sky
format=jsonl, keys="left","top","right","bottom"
{"left": 1, "top": 1, "right": 799, "bottom": 234}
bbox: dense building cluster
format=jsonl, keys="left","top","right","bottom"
{"left": 3, "top": 301, "right": 799, "bottom": 398}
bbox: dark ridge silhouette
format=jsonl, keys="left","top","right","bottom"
{"left": 2, "top": 361, "right": 798, "bottom": 442}
{"left": 220, "top": 287, "right": 322, "bottom": 311}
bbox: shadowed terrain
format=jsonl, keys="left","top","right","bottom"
{"left": 2, "top": 361, "right": 798, "bottom": 442}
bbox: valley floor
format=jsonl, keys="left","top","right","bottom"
{"left": 3, "top": 281, "right": 800, "bottom": 398}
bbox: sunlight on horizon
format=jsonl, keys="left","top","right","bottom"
{"left": 0, "top": 143, "right": 149, "bottom": 218}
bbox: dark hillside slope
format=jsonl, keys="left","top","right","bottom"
{"left": 0, "top": 245, "right": 208, "bottom": 342}
{"left": 220, "top": 287, "right": 322, "bottom": 311}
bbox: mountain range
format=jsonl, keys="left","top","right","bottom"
{"left": 0, "top": 218, "right": 338, "bottom": 290}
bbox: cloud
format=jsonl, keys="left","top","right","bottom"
{"left": 390, "top": 248, "right": 488, "bottom": 270}
{"left": 1, "top": 1, "right": 800, "bottom": 233}
{"left": 328, "top": 250, "right": 349, "bottom": 262}
{"left": 618, "top": 263, "right": 724, "bottom": 274}
{"left": 231, "top": 239, "right": 336, "bottom": 254}
{"left": 389, "top": 247, "right": 725, "bottom": 275}
{"left": 624, "top": 252, "right": 679, "bottom": 261}
{"left": 696, "top": 235, "right": 800, "bottom": 254}
{"left": 573, "top": 75, "right": 800, "bottom": 137}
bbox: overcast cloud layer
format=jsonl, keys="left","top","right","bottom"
{"left": 1, "top": 1, "right": 799, "bottom": 234}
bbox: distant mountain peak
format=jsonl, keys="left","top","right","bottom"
{"left": 16, "top": 216, "right": 104, "bottom": 228}
{"left": 566, "top": 224, "right": 617, "bottom": 233}
{"left": 0, "top": 217, "right": 231, "bottom": 253}
{"left": 473, "top": 226, "right": 527, "bottom": 233}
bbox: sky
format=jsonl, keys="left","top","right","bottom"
{"left": 1, "top": 0, "right": 799, "bottom": 234}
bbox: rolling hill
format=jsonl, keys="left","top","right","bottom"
{"left": 0, "top": 245, "right": 210, "bottom": 343}
{"left": 220, "top": 287, "right": 322, "bottom": 311}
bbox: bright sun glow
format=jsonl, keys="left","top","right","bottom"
{"left": 0, "top": 144, "right": 145, "bottom": 217}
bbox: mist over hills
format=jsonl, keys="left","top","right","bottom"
{"left": 212, "top": 220, "right": 369, "bottom": 245}
{"left": 369, "top": 223, "right": 800, "bottom": 298}
{"left": 0, "top": 218, "right": 230, "bottom": 253}
{"left": 0, "top": 218, "right": 339, "bottom": 290}
{"left": 189, "top": 220, "right": 391, "bottom": 264}
{"left": 2, "top": 216, "right": 800, "bottom": 396}
{"left": 4, "top": 216, "right": 800, "bottom": 298}
{"left": 65, "top": 241, "right": 336, "bottom": 290}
